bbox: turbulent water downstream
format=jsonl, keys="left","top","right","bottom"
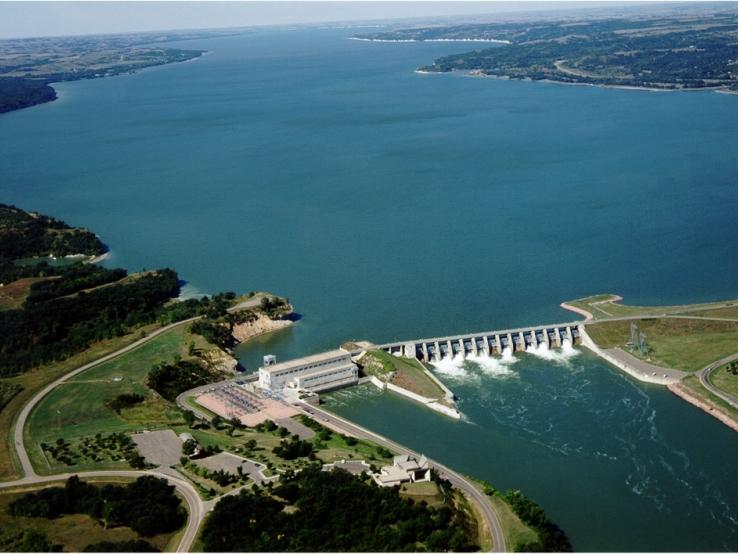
{"left": 2, "top": 26, "right": 738, "bottom": 551}
{"left": 325, "top": 347, "right": 738, "bottom": 551}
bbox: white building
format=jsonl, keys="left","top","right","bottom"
{"left": 258, "top": 349, "right": 358, "bottom": 393}
{"left": 375, "top": 454, "right": 431, "bottom": 487}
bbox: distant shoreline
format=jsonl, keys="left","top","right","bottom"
{"left": 349, "top": 37, "right": 510, "bottom": 44}
{"left": 421, "top": 67, "right": 735, "bottom": 95}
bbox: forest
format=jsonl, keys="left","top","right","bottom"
{"left": 0, "top": 268, "right": 179, "bottom": 375}
{"left": 0, "top": 77, "right": 56, "bottom": 113}
{"left": 200, "top": 465, "right": 479, "bottom": 552}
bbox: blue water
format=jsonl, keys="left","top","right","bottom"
{"left": 2, "top": 27, "right": 738, "bottom": 551}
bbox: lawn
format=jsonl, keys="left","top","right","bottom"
{"left": 488, "top": 494, "right": 539, "bottom": 551}
{"left": 0, "top": 321, "right": 165, "bottom": 481}
{"left": 399, "top": 481, "right": 444, "bottom": 508}
{"left": 363, "top": 350, "right": 445, "bottom": 400}
{"left": 708, "top": 362, "right": 738, "bottom": 398}
{"left": 25, "top": 325, "right": 197, "bottom": 474}
{"left": 0, "top": 479, "right": 181, "bottom": 552}
{"left": 585, "top": 318, "right": 738, "bottom": 372}
{"left": 566, "top": 294, "right": 738, "bottom": 321}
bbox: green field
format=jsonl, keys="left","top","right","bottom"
{"left": 399, "top": 481, "right": 444, "bottom": 508}
{"left": 708, "top": 363, "right": 738, "bottom": 398}
{"left": 567, "top": 294, "right": 738, "bottom": 321}
{"left": 0, "top": 321, "right": 168, "bottom": 481}
{"left": 586, "top": 318, "right": 738, "bottom": 372}
{"left": 25, "top": 326, "right": 196, "bottom": 474}
{"left": 488, "top": 494, "right": 539, "bottom": 551}
{"left": 0, "top": 479, "right": 181, "bottom": 552}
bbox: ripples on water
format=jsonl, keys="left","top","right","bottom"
{"left": 426, "top": 346, "right": 738, "bottom": 547}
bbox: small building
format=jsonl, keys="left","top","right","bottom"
{"left": 375, "top": 454, "right": 431, "bottom": 487}
{"left": 258, "top": 349, "right": 358, "bottom": 393}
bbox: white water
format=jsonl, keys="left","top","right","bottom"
{"left": 431, "top": 340, "right": 579, "bottom": 380}
{"left": 525, "top": 339, "right": 580, "bottom": 363}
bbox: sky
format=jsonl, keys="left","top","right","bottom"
{"left": 0, "top": 1, "right": 647, "bottom": 39}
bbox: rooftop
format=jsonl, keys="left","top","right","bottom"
{"left": 260, "top": 349, "right": 351, "bottom": 374}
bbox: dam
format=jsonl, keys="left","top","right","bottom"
{"left": 377, "top": 322, "right": 583, "bottom": 362}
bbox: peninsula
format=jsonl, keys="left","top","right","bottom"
{"left": 0, "top": 28, "right": 250, "bottom": 114}
{"left": 354, "top": 8, "right": 738, "bottom": 92}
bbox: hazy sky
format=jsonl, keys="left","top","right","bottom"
{"left": 0, "top": 1, "right": 642, "bottom": 39}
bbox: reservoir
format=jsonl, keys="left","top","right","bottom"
{"left": 2, "top": 27, "right": 738, "bottom": 551}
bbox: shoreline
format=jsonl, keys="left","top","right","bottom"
{"left": 559, "top": 301, "right": 592, "bottom": 321}
{"left": 668, "top": 382, "right": 738, "bottom": 434}
{"left": 457, "top": 68, "right": 733, "bottom": 94}
{"left": 349, "top": 37, "right": 509, "bottom": 44}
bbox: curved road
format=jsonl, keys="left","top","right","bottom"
{"left": 12, "top": 301, "right": 508, "bottom": 552}
{"left": 296, "top": 403, "right": 507, "bottom": 552}
{"left": 13, "top": 316, "right": 202, "bottom": 479}
{"left": 0, "top": 469, "right": 203, "bottom": 552}
{"left": 7, "top": 316, "right": 205, "bottom": 552}
{"left": 698, "top": 353, "right": 738, "bottom": 410}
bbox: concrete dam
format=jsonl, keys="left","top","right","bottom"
{"left": 378, "top": 322, "right": 583, "bottom": 362}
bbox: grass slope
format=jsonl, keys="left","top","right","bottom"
{"left": 586, "top": 318, "right": 738, "bottom": 372}
{"left": 24, "top": 325, "right": 203, "bottom": 474}
{"left": 0, "top": 322, "right": 166, "bottom": 481}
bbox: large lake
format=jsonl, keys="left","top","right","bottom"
{"left": 3, "top": 27, "right": 738, "bottom": 551}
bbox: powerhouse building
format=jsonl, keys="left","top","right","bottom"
{"left": 258, "top": 349, "right": 358, "bottom": 393}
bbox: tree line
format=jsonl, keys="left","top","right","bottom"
{"left": 0, "top": 268, "right": 179, "bottom": 375}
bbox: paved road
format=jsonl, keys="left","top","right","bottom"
{"left": 8, "top": 315, "right": 206, "bottom": 552}
{"left": 297, "top": 403, "right": 507, "bottom": 552}
{"left": 698, "top": 353, "right": 738, "bottom": 410}
{"left": 0, "top": 469, "right": 204, "bottom": 553}
{"left": 13, "top": 316, "right": 201, "bottom": 479}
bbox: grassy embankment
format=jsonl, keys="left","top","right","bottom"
{"left": 360, "top": 350, "right": 446, "bottom": 400}
{"left": 567, "top": 294, "right": 738, "bottom": 321}
{"left": 0, "top": 478, "right": 182, "bottom": 552}
{"left": 709, "top": 362, "right": 738, "bottom": 397}
{"left": 585, "top": 318, "right": 738, "bottom": 373}
{"left": 23, "top": 324, "right": 215, "bottom": 475}
{"left": 677, "top": 374, "right": 738, "bottom": 424}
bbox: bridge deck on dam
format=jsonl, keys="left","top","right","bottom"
{"left": 378, "top": 322, "right": 583, "bottom": 362}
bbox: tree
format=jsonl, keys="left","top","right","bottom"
{"left": 183, "top": 410, "right": 196, "bottom": 428}
{"left": 182, "top": 439, "right": 197, "bottom": 457}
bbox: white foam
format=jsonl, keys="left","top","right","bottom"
{"left": 526, "top": 340, "right": 580, "bottom": 363}
{"left": 465, "top": 352, "right": 516, "bottom": 377}
{"left": 432, "top": 356, "right": 467, "bottom": 378}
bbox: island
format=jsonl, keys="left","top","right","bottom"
{"left": 354, "top": 7, "right": 738, "bottom": 92}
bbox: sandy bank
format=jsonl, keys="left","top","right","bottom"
{"left": 668, "top": 382, "right": 738, "bottom": 434}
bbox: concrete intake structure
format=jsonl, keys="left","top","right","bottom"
{"left": 380, "top": 322, "right": 582, "bottom": 361}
